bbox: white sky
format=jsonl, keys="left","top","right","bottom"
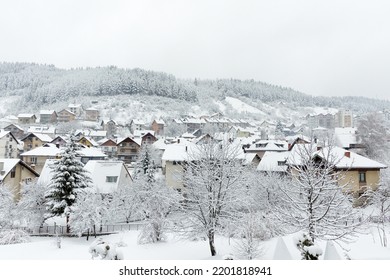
{"left": 1, "top": 0, "right": 389, "bottom": 100}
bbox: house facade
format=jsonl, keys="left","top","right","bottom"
{"left": 20, "top": 144, "right": 61, "bottom": 174}
{"left": 85, "top": 108, "right": 100, "bottom": 121}
{"left": 0, "top": 159, "right": 39, "bottom": 201}
{"left": 57, "top": 109, "right": 76, "bottom": 122}
{"left": 0, "top": 131, "right": 18, "bottom": 158}
{"left": 40, "top": 110, "right": 58, "bottom": 124}
{"left": 116, "top": 137, "right": 141, "bottom": 164}
{"left": 18, "top": 114, "right": 37, "bottom": 125}
{"left": 151, "top": 119, "right": 165, "bottom": 136}
{"left": 20, "top": 133, "right": 53, "bottom": 152}
{"left": 3, "top": 124, "right": 25, "bottom": 139}
{"left": 99, "top": 139, "right": 117, "bottom": 158}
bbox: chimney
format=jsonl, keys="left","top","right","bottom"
{"left": 317, "top": 146, "right": 322, "bottom": 151}
{"left": 288, "top": 143, "right": 292, "bottom": 150}
{"left": 345, "top": 151, "right": 351, "bottom": 158}
{"left": 177, "top": 139, "right": 180, "bottom": 144}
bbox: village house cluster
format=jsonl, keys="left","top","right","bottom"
{"left": 0, "top": 103, "right": 387, "bottom": 202}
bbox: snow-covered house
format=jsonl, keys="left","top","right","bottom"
{"left": 78, "top": 136, "right": 99, "bottom": 148}
{"left": 78, "top": 147, "right": 107, "bottom": 164}
{"left": 89, "top": 130, "right": 107, "bottom": 142}
{"left": 161, "top": 139, "right": 196, "bottom": 190}
{"left": 99, "top": 138, "right": 117, "bottom": 158}
{"left": 85, "top": 107, "right": 100, "bottom": 121}
{"left": 256, "top": 151, "right": 290, "bottom": 173}
{"left": 0, "top": 159, "right": 39, "bottom": 200}
{"left": 244, "top": 139, "right": 288, "bottom": 159}
{"left": 20, "top": 143, "right": 61, "bottom": 174}
{"left": 116, "top": 137, "right": 141, "bottom": 164}
{"left": 68, "top": 103, "right": 83, "bottom": 117}
{"left": 57, "top": 109, "right": 76, "bottom": 122}
{"left": 3, "top": 123, "right": 25, "bottom": 139}
{"left": 334, "top": 127, "right": 364, "bottom": 153}
{"left": 101, "top": 119, "right": 118, "bottom": 138}
{"left": 84, "top": 160, "right": 132, "bottom": 194}
{"left": 287, "top": 144, "right": 387, "bottom": 195}
{"left": 17, "top": 114, "right": 37, "bottom": 125}
{"left": 50, "top": 135, "right": 68, "bottom": 147}
{"left": 0, "top": 131, "right": 18, "bottom": 158}
{"left": 151, "top": 119, "right": 165, "bottom": 136}
{"left": 130, "top": 119, "right": 146, "bottom": 133}
{"left": 20, "top": 132, "right": 53, "bottom": 152}
{"left": 39, "top": 110, "right": 57, "bottom": 124}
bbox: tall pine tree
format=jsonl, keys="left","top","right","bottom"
{"left": 45, "top": 136, "right": 92, "bottom": 233}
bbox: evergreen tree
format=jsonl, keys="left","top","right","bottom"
{"left": 44, "top": 136, "right": 92, "bottom": 233}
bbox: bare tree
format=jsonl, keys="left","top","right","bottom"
{"left": 177, "top": 140, "right": 249, "bottom": 256}
{"left": 276, "top": 143, "right": 364, "bottom": 243}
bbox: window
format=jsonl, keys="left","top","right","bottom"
{"left": 277, "top": 161, "right": 286, "bottom": 166}
{"left": 10, "top": 167, "right": 16, "bottom": 178}
{"left": 106, "top": 176, "right": 118, "bottom": 183}
{"left": 31, "top": 157, "right": 37, "bottom": 164}
{"left": 359, "top": 172, "right": 366, "bottom": 183}
{"left": 256, "top": 143, "right": 267, "bottom": 148}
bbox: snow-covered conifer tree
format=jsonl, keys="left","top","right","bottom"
{"left": 44, "top": 136, "right": 92, "bottom": 233}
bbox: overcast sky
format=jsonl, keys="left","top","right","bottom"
{"left": 1, "top": 0, "right": 389, "bottom": 100}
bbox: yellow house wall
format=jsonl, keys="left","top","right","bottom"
{"left": 165, "top": 161, "right": 184, "bottom": 190}
{"left": 338, "top": 170, "right": 381, "bottom": 193}
{"left": 2, "top": 164, "right": 38, "bottom": 201}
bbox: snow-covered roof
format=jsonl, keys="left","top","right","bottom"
{"left": 257, "top": 151, "right": 290, "bottom": 172}
{"left": 79, "top": 147, "right": 107, "bottom": 158}
{"left": 181, "top": 132, "right": 196, "bottom": 139}
{"left": 0, "top": 159, "right": 22, "bottom": 180}
{"left": 133, "top": 130, "right": 155, "bottom": 138}
{"left": 318, "top": 146, "right": 387, "bottom": 170}
{"left": 334, "top": 127, "right": 359, "bottom": 148}
{"left": 247, "top": 140, "right": 288, "bottom": 152}
{"left": 20, "top": 144, "right": 61, "bottom": 157}
{"left": 153, "top": 119, "right": 165, "bottom": 125}
{"left": 17, "top": 113, "right": 36, "bottom": 118}
{"left": 131, "top": 119, "right": 145, "bottom": 125}
{"left": 89, "top": 130, "right": 107, "bottom": 137}
{"left": 153, "top": 138, "right": 168, "bottom": 150}
{"left": 84, "top": 160, "right": 132, "bottom": 194}
{"left": 161, "top": 140, "right": 197, "bottom": 162}
{"left": 4, "top": 123, "right": 24, "bottom": 131}
{"left": 21, "top": 133, "right": 53, "bottom": 142}
{"left": 27, "top": 126, "right": 56, "bottom": 134}
{"left": 287, "top": 144, "right": 387, "bottom": 169}
{"left": 79, "top": 136, "right": 99, "bottom": 147}
{"left": 39, "top": 110, "right": 55, "bottom": 115}
{"left": 58, "top": 109, "right": 76, "bottom": 115}
{"left": 0, "top": 130, "right": 11, "bottom": 139}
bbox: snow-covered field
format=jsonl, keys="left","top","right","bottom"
{"left": 1, "top": 226, "right": 390, "bottom": 260}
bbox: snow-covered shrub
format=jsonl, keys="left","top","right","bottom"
{"left": 294, "top": 232, "right": 323, "bottom": 260}
{"left": 89, "top": 238, "right": 124, "bottom": 260}
{"left": 137, "top": 221, "right": 167, "bottom": 244}
{"left": 0, "top": 229, "right": 31, "bottom": 245}
{"left": 233, "top": 213, "right": 265, "bottom": 260}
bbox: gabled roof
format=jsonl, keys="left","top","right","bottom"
{"left": 17, "top": 114, "right": 36, "bottom": 119}
{"left": 0, "top": 130, "right": 18, "bottom": 143}
{"left": 20, "top": 143, "right": 61, "bottom": 157}
{"left": 131, "top": 119, "right": 145, "bottom": 125}
{"left": 79, "top": 136, "right": 99, "bottom": 147}
{"left": 116, "top": 137, "right": 140, "bottom": 146}
{"left": 58, "top": 109, "right": 76, "bottom": 115}
{"left": 287, "top": 144, "right": 387, "bottom": 170}
{"left": 21, "top": 132, "right": 53, "bottom": 142}
{"left": 98, "top": 138, "right": 117, "bottom": 146}
{"left": 257, "top": 151, "right": 290, "bottom": 172}
{"left": 4, "top": 123, "right": 24, "bottom": 131}
{"left": 40, "top": 110, "right": 56, "bottom": 115}
{"left": 84, "top": 160, "right": 132, "bottom": 194}
{"left": 153, "top": 119, "right": 165, "bottom": 125}
{"left": 79, "top": 147, "right": 107, "bottom": 158}
{"left": 0, "top": 159, "right": 39, "bottom": 180}
{"left": 133, "top": 130, "right": 155, "bottom": 138}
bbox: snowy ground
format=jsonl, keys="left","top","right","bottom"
{"left": 1, "top": 225, "right": 390, "bottom": 260}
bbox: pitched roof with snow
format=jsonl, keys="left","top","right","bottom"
{"left": 84, "top": 160, "right": 132, "bottom": 194}
{"left": 20, "top": 144, "right": 61, "bottom": 157}
{"left": 79, "top": 147, "right": 107, "bottom": 158}
{"left": 40, "top": 110, "right": 56, "bottom": 115}
{"left": 17, "top": 114, "right": 36, "bottom": 118}
{"left": 0, "top": 159, "right": 39, "bottom": 180}
{"left": 21, "top": 133, "right": 53, "bottom": 142}
{"left": 257, "top": 151, "right": 290, "bottom": 172}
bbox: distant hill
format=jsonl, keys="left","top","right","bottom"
{"left": 0, "top": 62, "right": 388, "bottom": 115}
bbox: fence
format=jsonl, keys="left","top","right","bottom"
{"left": 19, "top": 223, "right": 144, "bottom": 236}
